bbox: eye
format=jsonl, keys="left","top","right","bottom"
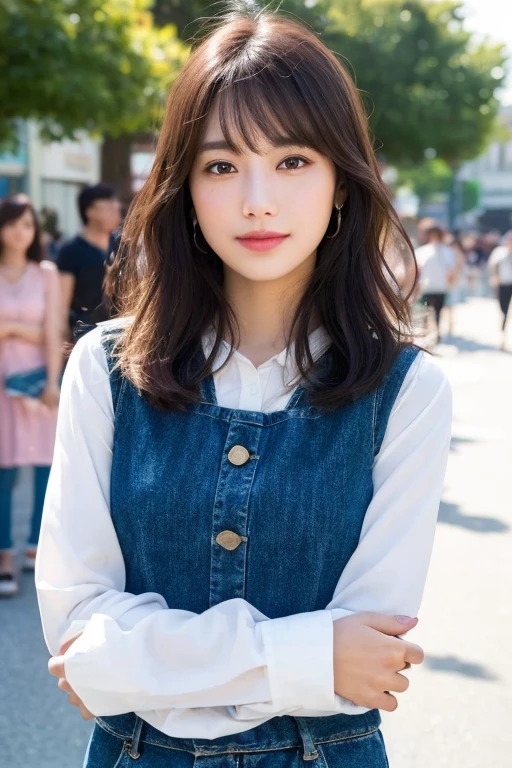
{"left": 205, "top": 161, "right": 236, "bottom": 175}
{"left": 278, "top": 155, "right": 309, "bottom": 170}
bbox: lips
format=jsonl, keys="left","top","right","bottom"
{"left": 236, "top": 231, "right": 290, "bottom": 252}
{"left": 238, "top": 231, "right": 288, "bottom": 240}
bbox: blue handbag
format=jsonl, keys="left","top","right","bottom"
{"left": 5, "top": 366, "right": 48, "bottom": 398}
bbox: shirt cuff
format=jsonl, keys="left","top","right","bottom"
{"left": 63, "top": 615, "right": 130, "bottom": 716}
{"left": 259, "top": 610, "right": 339, "bottom": 713}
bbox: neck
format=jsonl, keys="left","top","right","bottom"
{"left": 223, "top": 254, "right": 320, "bottom": 364}
{"left": 82, "top": 224, "right": 111, "bottom": 251}
{"left": 0, "top": 248, "right": 28, "bottom": 271}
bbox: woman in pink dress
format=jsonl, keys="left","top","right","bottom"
{"left": 0, "top": 196, "right": 62, "bottom": 596}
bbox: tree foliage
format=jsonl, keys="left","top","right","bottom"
{"left": 320, "top": 0, "right": 507, "bottom": 166}
{"left": 0, "top": 0, "right": 188, "bottom": 143}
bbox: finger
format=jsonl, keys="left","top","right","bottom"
{"left": 48, "top": 657, "right": 65, "bottom": 678}
{"left": 387, "top": 672, "right": 410, "bottom": 694}
{"left": 371, "top": 692, "right": 398, "bottom": 713}
{"left": 78, "top": 704, "right": 95, "bottom": 721}
{"left": 58, "top": 633, "right": 83, "bottom": 656}
{"left": 58, "top": 678, "right": 73, "bottom": 693}
{"left": 403, "top": 641, "right": 424, "bottom": 665}
{"left": 68, "top": 691, "right": 84, "bottom": 708}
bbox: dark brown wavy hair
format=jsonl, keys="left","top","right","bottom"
{"left": 112, "top": 4, "right": 418, "bottom": 411}
{"left": 0, "top": 196, "right": 44, "bottom": 263}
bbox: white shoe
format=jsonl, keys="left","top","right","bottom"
{"left": 0, "top": 573, "right": 19, "bottom": 597}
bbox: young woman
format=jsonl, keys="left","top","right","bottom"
{"left": 38, "top": 7, "right": 451, "bottom": 767}
{"left": 0, "top": 196, "right": 61, "bottom": 596}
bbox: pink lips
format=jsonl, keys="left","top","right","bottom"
{"left": 236, "top": 231, "right": 290, "bottom": 252}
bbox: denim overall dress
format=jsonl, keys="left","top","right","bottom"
{"left": 85, "top": 332, "right": 419, "bottom": 768}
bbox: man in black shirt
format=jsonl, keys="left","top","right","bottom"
{"left": 57, "top": 183, "right": 122, "bottom": 336}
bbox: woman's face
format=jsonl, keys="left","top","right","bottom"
{"left": 189, "top": 105, "right": 344, "bottom": 284}
{"left": 0, "top": 209, "right": 36, "bottom": 255}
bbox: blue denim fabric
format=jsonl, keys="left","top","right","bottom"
{"left": 0, "top": 465, "right": 51, "bottom": 550}
{"left": 85, "top": 335, "right": 418, "bottom": 767}
{"left": 86, "top": 712, "right": 389, "bottom": 767}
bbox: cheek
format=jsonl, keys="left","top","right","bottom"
{"left": 194, "top": 185, "right": 235, "bottom": 230}
{"left": 3, "top": 226, "right": 33, "bottom": 246}
{"left": 292, "top": 179, "right": 334, "bottom": 231}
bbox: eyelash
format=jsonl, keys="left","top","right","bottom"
{"left": 204, "top": 155, "right": 310, "bottom": 175}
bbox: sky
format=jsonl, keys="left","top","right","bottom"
{"left": 459, "top": 0, "right": 512, "bottom": 105}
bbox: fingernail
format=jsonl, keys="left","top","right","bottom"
{"left": 395, "top": 615, "right": 417, "bottom": 624}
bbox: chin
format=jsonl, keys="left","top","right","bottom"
{"left": 234, "top": 264, "right": 304, "bottom": 283}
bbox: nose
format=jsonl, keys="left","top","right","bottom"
{"left": 242, "top": 170, "right": 278, "bottom": 219}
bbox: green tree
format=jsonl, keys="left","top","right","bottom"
{"left": 0, "top": 0, "right": 188, "bottom": 144}
{"left": 321, "top": 0, "right": 507, "bottom": 167}
{"left": 397, "top": 158, "right": 453, "bottom": 204}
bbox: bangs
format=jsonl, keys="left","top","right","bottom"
{"left": 214, "top": 65, "right": 332, "bottom": 156}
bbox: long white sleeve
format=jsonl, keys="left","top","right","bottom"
{"left": 36, "top": 326, "right": 451, "bottom": 738}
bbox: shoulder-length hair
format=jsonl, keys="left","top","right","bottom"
{"left": 0, "top": 196, "right": 44, "bottom": 263}
{"left": 113, "top": 6, "right": 418, "bottom": 411}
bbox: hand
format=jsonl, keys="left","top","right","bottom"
{"left": 333, "top": 613, "right": 424, "bottom": 712}
{"left": 48, "top": 634, "right": 95, "bottom": 720}
{"left": 39, "top": 383, "right": 60, "bottom": 409}
{"left": 0, "top": 322, "right": 15, "bottom": 340}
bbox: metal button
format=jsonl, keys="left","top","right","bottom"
{"left": 227, "top": 445, "right": 250, "bottom": 466}
{"left": 216, "top": 530, "right": 243, "bottom": 550}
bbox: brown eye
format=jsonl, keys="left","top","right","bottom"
{"left": 207, "top": 161, "right": 235, "bottom": 175}
{"left": 280, "top": 156, "right": 308, "bottom": 170}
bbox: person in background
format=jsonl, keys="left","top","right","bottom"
{"left": 488, "top": 230, "right": 512, "bottom": 350}
{"left": 443, "top": 231, "right": 466, "bottom": 336}
{"left": 415, "top": 225, "right": 457, "bottom": 344}
{"left": 0, "top": 197, "right": 61, "bottom": 597}
{"left": 57, "top": 183, "right": 122, "bottom": 338}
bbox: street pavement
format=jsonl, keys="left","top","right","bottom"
{"left": 1, "top": 296, "right": 511, "bottom": 767}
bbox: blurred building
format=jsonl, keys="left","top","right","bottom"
{"left": 0, "top": 121, "right": 28, "bottom": 197}
{"left": 27, "top": 123, "right": 101, "bottom": 236}
{"left": 459, "top": 104, "right": 512, "bottom": 232}
{"left": 0, "top": 120, "right": 101, "bottom": 236}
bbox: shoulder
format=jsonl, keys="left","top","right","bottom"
{"left": 489, "top": 246, "right": 506, "bottom": 264}
{"left": 66, "top": 324, "right": 112, "bottom": 394}
{"left": 33, "top": 259, "right": 58, "bottom": 288}
{"left": 392, "top": 349, "right": 451, "bottom": 419}
{"left": 414, "top": 244, "right": 431, "bottom": 261}
{"left": 39, "top": 259, "right": 57, "bottom": 273}
{"left": 56, "top": 237, "right": 82, "bottom": 269}
{"left": 57, "top": 236, "right": 80, "bottom": 253}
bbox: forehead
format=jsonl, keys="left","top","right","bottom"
{"left": 198, "top": 83, "right": 324, "bottom": 157}
{"left": 200, "top": 101, "right": 283, "bottom": 155}
{"left": 9, "top": 209, "right": 34, "bottom": 224}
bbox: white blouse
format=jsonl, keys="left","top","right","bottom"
{"left": 36, "top": 321, "right": 452, "bottom": 740}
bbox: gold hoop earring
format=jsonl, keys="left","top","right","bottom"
{"left": 192, "top": 218, "right": 207, "bottom": 254}
{"left": 326, "top": 203, "right": 344, "bottom": 239}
